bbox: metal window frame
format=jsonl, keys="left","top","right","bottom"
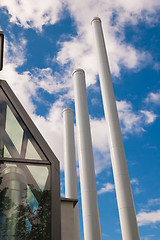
{"left": 0, "top": 79, "right": 61, "bottom": 240}
{"left": 0, "top": 31, "right": 4, "bottom": 71}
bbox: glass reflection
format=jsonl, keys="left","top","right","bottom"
{"left": 27, "top": 166, "right": 48, "bottom": 191}
{"left": 25, "top": 140, "right": 41, "bottom": 160}
{"left": 5, "top": 106, "right": 23, "bottom": 155}
{"left": 0, "top": 162, "right": 51, "bottom": 240}
{"left": 3, "top": 146, "right": 11, "bottom": 158}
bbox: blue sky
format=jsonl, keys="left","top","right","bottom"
{"left": 0, "top": 1, "right": 160, "bottom": 239}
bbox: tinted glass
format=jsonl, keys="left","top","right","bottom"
{"left": 0, "top": 162, "right": 51, "bottom": 240}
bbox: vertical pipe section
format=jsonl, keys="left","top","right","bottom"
{"left": 1, "top": 166, "right": 27, "bottom": 239}
{"left": 63, "top": 108, "right": 80, "bottom": 240}
{"left": 72, "top": 69, "right": 102, "bottom": 240}
{"left": 91, "top": 17, "right": 140, "bottom": 240}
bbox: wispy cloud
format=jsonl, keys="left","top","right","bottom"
{"left": 140, "top": 110, "right": 158, "bottom": 124}
{"left": 117, "top": 100, "right": 144, "bottom": 134}
{"left": 137, "top": 198, "right": 160, "bottom": 227}
{"left": 98, "top": 182, "right": 115, "bottom": 195}
{"left": 0, "top": 0, "right": 65, "bottom": 30}
{"left": 1, "top": 0, "right": 157, "bottom": 81}
{"left": 141, "top": 198, "right": 160, "bottom": 210}
{"left": 141, "top": 235, "right": 156, "bottom": 240}
{"left": 145, "top": 90, "right": 160, "bottom": 105}
{"left": 116, "top": 100, "right": 157, "bottom": 134}
{"left": 137, "top": 209, "right": 160, "bottom": 226}
{"left": 131, "top": 178, "right": 139, "bottom": 185}
{"left": 130, "top": 178, "right": 143, "bottom": 194}
{"left": 147, "top": 198, "right": 160, "bottom": 207}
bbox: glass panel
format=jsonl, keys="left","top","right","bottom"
{"left": 5, "top": 106, "right": 23, "bottom": 155}
{"left": 0, "top": 87, "right": 48, "bottom": 162}
{"left": 3, "top": 146, "right": 11, "bottom": 158}
{"left": 0, "top": 162, "right": 51, "bottom": 240}
{"left": 27, "top": 165, "right": 48, "bottom": 191}
{"left": 25, "top": 140, "right": 42, "bottom": 160}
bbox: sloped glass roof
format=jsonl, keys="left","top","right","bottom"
{"left": 0, "top": 87, "right": 47, "bottom": 162}
{"left": 0, "top": 85, "right": 52, "bottom": 239}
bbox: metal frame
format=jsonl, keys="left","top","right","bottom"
{"left": 0, "top": 31, "right": 4, "bottom": 71}
{"left": 0, "top": 79, "right": 61, "bottom": 240}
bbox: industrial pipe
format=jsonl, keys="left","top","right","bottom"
{"left": 72, "top": 69, "right": 102, "bottom": 240}
{"left": 63, "top": 108, "right": 80, "bottom": 240}
{"left": 91, "top": 17, "right": 140, "bottom": 240}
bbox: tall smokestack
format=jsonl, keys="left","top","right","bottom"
{"left": 72, "top": 69, "right": 102, "bottom": 240}
{"left": 91, "top": 17, "right": 140, "bottom": 240}
{"left": 63, "top": 108, "right": 80, "bottom": 240}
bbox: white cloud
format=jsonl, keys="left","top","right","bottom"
{"left": 89, "top": 118, "right": 110, "bottom": 174}
{"left": 2, "top": 0, "right": 159, "bottom": 33}
{"left": 0, "top": 0, "right": 64, "bottom": 30}
{"left": 88, "top": 99, "right": 157, "bottom": 174}
{"left": 0, "top": 0, "right": 159, "bottom": 82}
{"left": 56, "top": 17, "right": 151, "bottom": 81}
{"left": 31, "top": 98, "right": 68, "bottom": 170}
{"left": 145, "top": 91, "right": 160, "bottom": 105}
{"left": 54, "top": 0, "right": 157, "bottom": 81}
{"left": 0, "top": 36, "right": 71, "bottom": 170}
{"left": 137, "top": 209, "right": 160, "bottom": 226}
{"left": 116, "top": 100, "right": 144, "bottom": 134}
{"left": 90, "top": 100, "right": 155, "bottom": 151}
{"left": 90, "top": 118, "right": 108, "bottom": 152}
{"left": 140, "top": 110, "right": 158, "bottom": 124}
{"left": 98, "top": 182, "right": 115, "bottom": 195}
{"left": 130, "top": 178, "right": 143, "bottom": 194}
{"left": 0, "top": 37, "right": 37, "bottom": 115}
{"left": 130, "top": 178, "right": 139, "bottom": 185}
{"left": 117, "top": 101, "right": 157, "bottom": 134}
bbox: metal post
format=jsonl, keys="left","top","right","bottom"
{"left": 91, "top": 17, "right": 140, "bottom": 240}
{"left": 72, "top": 69, "right": 102, "bottom": 240}
{"left": 0, "top": 31, "right": 4, "bottom": 70}
{"left": 63, "top": 108, "right": 80, "bottom": 240}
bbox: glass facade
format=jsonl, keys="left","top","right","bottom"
{"left": 0, "top": 88, "right": 47, "bottom": 161}
{"left": 0, "top": 86, "right": 52, "bottom": 240}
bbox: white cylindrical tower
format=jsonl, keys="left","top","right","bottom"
{"left": 1, "top": 166, "right": 27, "bottom": 239}
{"left": 63, "top": 108, "right": 80, "bottom": 240}
{"left": 72, "top": 69, "right": 102, "bottom": 240}
{"left": 91, "top": 17, "right": 140, "bottom": 240}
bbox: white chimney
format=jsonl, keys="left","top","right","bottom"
{"left": 72, "top": 69, "right": 102, "bottom": 240}
{"left": 63, "top": 108, "right": 80, "bottom": 240}
{"left": 91, "top": 17, "right": 140, "bottom": 240}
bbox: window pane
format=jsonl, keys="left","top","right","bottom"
{"left": 3, "top": 145, "right": 11, "bottom": 158}
{"left": 25, "top": 140, "right": 42, "bottom": 160}
{"left": 5, "top": 106, "right": 23, "bottom": 155}
{"left": 0, "top": 88, "right": 48, "bottom": 162}
{"left": 26, "top": 165, "right": 48, "bottom": 191}
{"left": 0, "top": 162, "right": 51, "bottom": 240}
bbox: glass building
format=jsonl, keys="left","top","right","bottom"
{"left": 0, "top": 80, "right": 61, "bottom": 240}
